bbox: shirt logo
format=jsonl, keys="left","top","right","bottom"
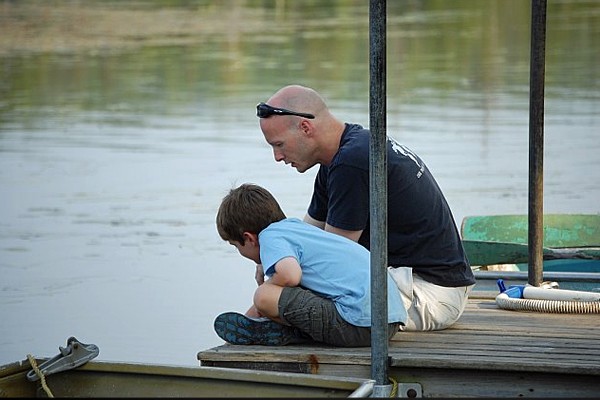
{"left": 389, "top": 137, "right": 425, "bottom": 178}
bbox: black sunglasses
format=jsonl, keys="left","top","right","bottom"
{"left": 256, "top": 102, "right": 315, "bottom": 119}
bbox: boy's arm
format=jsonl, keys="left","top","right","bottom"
{"left": 267, "top": 256, "right": 302, "bottom": 287}
{"left": 253, "top": 257, "right": 301, "bottom": 322}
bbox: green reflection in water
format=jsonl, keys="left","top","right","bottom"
{"left": 0, "top": 0, "right": 598, "bottom": 129}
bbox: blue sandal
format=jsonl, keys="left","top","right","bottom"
{"left": 214, "top": 312, "right": 309, "bottom": 346}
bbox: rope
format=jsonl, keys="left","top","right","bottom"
{"left": 27, "top": 354, "right": 54, "bottom": 398}
{"left": 388, "top": 376, "right": 398, "bottom": 397}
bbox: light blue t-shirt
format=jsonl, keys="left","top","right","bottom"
{"left": 259, "top": 218, "right": 406, "bottom": 327}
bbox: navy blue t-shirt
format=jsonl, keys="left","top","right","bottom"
{"left": 307, "top": 123, "right": 475, "bottom": 287}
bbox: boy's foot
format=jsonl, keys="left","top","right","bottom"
{"left": 214, "top": 312, "right": 309, "bottom": 346}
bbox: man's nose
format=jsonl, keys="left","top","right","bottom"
{"left": 273, "top": 149, "right": 284, "bottom": 162}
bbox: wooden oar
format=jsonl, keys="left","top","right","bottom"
{"left": 462, "top": 240, "right": 600, "bottom": 266}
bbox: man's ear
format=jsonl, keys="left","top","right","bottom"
{"left": 299, "top": 119, "right": 313, "bottom": 136}
{"left": 242, "top": 231, "right": 259, "bottom": 246}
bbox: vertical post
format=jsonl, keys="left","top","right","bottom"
{"left": 528, "top": 0, "right": 547, "bottom": 287}
{"left": 369, "top": 0, "right": 390, "bottom": 395}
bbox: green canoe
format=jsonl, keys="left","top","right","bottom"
{"left": 461, "top": 213, "right": 600, "bottom": 271}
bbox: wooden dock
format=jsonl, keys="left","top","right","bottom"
{"left": 198, "top": 292, "right": 600, "bottom": 398}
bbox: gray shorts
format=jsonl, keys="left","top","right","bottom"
{"left": 278, "top": 286, "right": 400, "bottom": 347}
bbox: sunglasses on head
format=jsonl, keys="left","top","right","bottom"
{"left": 256, "top": 102, "right": 315, "bottom": 119}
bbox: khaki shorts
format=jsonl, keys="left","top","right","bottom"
{"left": 388, "top": 267, "right": 474, "bottom": 331}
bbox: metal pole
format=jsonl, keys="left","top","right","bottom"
{"left": 528, "top": 0, "right": 547, "bottom": 287}
{"left": 369, "top": 0, "right": 390, "bottom": 395}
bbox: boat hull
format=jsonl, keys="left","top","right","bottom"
{"left": 0, "top": 358, "right": 372, "bottom": 398}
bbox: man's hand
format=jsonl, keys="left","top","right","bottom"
{"left": 255, "top": 264, "right": 265, "bottom": 286}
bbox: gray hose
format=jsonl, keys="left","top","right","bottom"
{"left": 496, "top": 293, "right": 600, "bottom": 313}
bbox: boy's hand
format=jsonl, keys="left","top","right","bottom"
{"left": 245, "top": 305, "right": 263, "bottom": 318}
{"left": 255, "top": 264, "right": 265, "bottom": 286}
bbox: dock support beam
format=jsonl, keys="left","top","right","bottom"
{"left": 369, "top": 0, "right": 391, "bottom": 395}
{"left": 528, "top": 0, "right": 547, "bottom": 287}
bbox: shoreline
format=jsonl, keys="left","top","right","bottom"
{"left": 0, "top": 1, "right": 263, "bottom": 56}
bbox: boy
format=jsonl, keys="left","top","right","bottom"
{"left": 214, "top": 183, "right": 406, "bottom": 346}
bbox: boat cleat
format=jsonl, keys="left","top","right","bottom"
{"left": 26, "top": 336, "right": 99, "bottom": 381}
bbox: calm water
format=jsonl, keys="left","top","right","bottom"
{"left": 1, "top": 1, "right": 599, "bottom": 367}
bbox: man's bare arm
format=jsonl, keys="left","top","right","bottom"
{"left": 325, "top": 223, "right": 363, "bottom": 242}
{"left": 304, "top": 213, "right": 363, "bottom": 242}
{"left": 303, "top": 213, "right": 325, "bottom": 229}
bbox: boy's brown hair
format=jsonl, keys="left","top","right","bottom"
{"left": 216, "top": 183, "right": 286, "bottom": 243}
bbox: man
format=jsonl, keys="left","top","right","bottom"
{"left": 256, "top": 84, "right": 476, "bottom": 331}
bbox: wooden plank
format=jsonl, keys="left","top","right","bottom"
{"left": 393, "top": 335, "right": 600, "bottom": 351}
{"left": 199, "top": 347, "right": 599, "bottom": 375}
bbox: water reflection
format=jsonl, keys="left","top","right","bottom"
{"left": 0, "top": 0, "right": 598, "bottom": 366}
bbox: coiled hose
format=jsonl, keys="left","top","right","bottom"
{"left": 495, "top": 293, "right": 600, "bottom": 313}
{"left": 496, "top": 286, "right": 600, "bottom": 314}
